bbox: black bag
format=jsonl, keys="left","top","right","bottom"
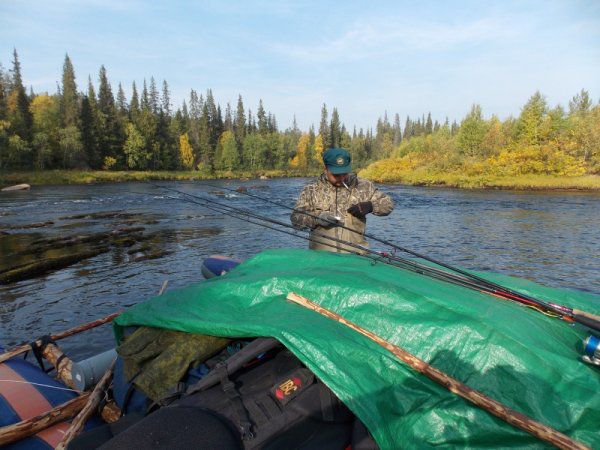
{"left": 71, "top": 340, "right": 379, "bottom": 450}
{"left": 175, "top": 347, "right": 355, "bottom": 449}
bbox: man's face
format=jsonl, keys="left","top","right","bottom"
{"left": 325, "top": 168, "right": 349, "bottom": 187}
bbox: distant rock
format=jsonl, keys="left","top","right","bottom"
{"left": 1, "top": 183, "right": 30, "bottom": 191}
{"left": 259, "top": 175, "right": 268, "bottom": 180}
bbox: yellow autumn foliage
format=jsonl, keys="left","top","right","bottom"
{"left": 179, "top": 133, "right": 194, "bottom": 169}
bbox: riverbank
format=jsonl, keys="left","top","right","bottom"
{"left": 357, "top": 166, "right": 600, "bottom": 190}
{"left": 0, "top": 169, "right": 312, "bottom": 187}
{"left": 1, "top": 169, "right": 600, "bottom": 190}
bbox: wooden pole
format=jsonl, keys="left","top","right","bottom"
{"left": 0, "top": 393, "right": 90, "bottom": 446}
{"left": 55, "top": 358, "right": 116, "bottom": 450}
{"left": 286, "top": 292, "right": 590, "bottom": 450}
{"left": 0, "top": 312, "right": 120, "bottom": 365}
{"left": 40, "top": 342, "right": 76, "bottom": 389}
{"left": 100, "top": 400, "right": 121, "bottom": 423}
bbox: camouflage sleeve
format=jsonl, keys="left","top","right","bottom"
{"left": 290, "top": 185, "right": 317, "bottom": 229}
{"left": 367, "top": 182, "right": 394, "bottom": 216}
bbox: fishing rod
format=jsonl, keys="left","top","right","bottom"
{"left": 151, "top": 185, "right": 600, "bottom": 332}
{"left": 198, "top": 182, "right": 600, "bottom": 331}
{"left": 163, "top": 192, "right": 540, "bottom": 301}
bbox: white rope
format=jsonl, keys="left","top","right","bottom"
{"left": 0, "top": 379, "right": 83, "bottom": 394}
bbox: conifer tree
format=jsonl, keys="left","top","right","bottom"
{"left": 97, "top": 65, "right": 121, "bottom": 165}
{"left": 319, "top": 103, "right": 330, "bottom": 148}
{"left": 403, "top": 116, "right": 413, "bottom": 141}
{"left": 161, "top": 80, "right": 171, "bottom": 116}
{"left": 141, "top": 79, "right": 149, "bottom": 111}
{"left": 234, "top": 94, "right": 246, "bottom": 152}
{"left": 257, "top": 99, "right": 268, "bottom": 135}
{"left": 149, "top": 77, "right": 159, "bottom": 114}
{"left": 329, "top": 107, "right": 341, "bottom": 148}
{"left": 425, "top": 112, "right": 433, "bottom": 134}
{"left": 116, "top": 83, "right": 128, "bottom": 118}
{"left": 0, "top": 64, "right": 7, "bottom": 121}
{"left": 224, "top": 102, "right": 233, "bottom": 131}
{"left": 8, "top": 49, "right": 33, "bottom": 143}
{"left": 80, "top": 77, "right": 100, "bottom": 168}
{"left": 130, "top": 81, "right": 139, "bottom": 121}
{"left": 60, "top": 54, "right": 79, "bottom": 127}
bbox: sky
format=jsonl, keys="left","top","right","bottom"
{"left": 1, "top": 0, "right": 599, "bottom": 131}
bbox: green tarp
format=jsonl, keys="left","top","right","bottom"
{"left": 114, "top": 248, "right": 600, "bottom": 449}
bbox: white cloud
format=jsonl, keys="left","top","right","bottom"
{"left": 270, "top": 16, "right": 521, "bottom": 63}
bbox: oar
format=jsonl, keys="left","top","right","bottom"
{"left": 286, "top": 292, "right": 591, "bottom": 450}
{"left": 0, "top": 312, "right": 121, "bottom": 365}
{"left": 0, "top": 393, "right": 90, "bottom": 446}
{"left": 55, "top": 358, "right": 116, "bottom": 450}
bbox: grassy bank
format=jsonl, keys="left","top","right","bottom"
{"left": 0, "top": 169, "right": 319, "bottom": 187}
{"left": 358, "top": 164, "right": 600, "bottom": 190}
{"left": 2, "top": 169, "right": 600, "bottom": 191}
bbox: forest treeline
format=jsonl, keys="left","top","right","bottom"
{"left": 1, "top": 50, "right": 599, "bottom": 182}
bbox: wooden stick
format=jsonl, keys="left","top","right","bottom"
{"left": 0, "top": 393, "right": 90, "bottom": 446}
{"left": 55, "top": 358, "right": 116, "bottom": 450}
{"left": 286, "top": 292, "right": 590, "bottom": 450}
{"left": 0, "top": 312, "right": 120, "bottom": 365}
{"left": 100, "top": 400, "right": 121, "bottom": 423}
{"left": 41, "top": 343, "right": 76, "bottom": 389}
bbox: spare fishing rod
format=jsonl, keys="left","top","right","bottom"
{"left": 199, "top": 182, "right": 600, "bottom": 331}
{"left": 149, "top": 185, "right": 600, "bottom": 332}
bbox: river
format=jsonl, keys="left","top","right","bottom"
{"left": 1, "top": 179, "right": 599, "bottom": 360}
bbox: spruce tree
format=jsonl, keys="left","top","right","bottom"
{"left": 318, "top": 103, "right": 330, "bottom": 148}
{"left": 60, "top": 54, "right": 79, "bottom": 127}
{"left": 188, "top": 90, "right": 201, "bottom": 156}
{"left": 149, "top": 77, "right": 159, "bottom": 114}
{"left": 141, "top": 79, "right": 149, "bottom": 111}
{"left": 329, "top": 107, "right": 341, "bottom": 148}
{"left": 80, "top": 78, "right": 100, "bottom": 168}
{"left": 0, "top": 63, "right": 8, "bottom": 121}
{"left": 97, "top": 65, "right": 121, "bottom": 165}
{"left": 8, "top": 48, "right": 33, "bottom": 142}
{"left": 425, "top": 112, "right": 433, "bottom": 134}
{"left": 234, "top": 94, "right": 246, "bottom": 151}
{"left": 224, "top": 102, "right": 233, "bottom": 131}
{"left": 161, "top": 80, "right": 171, "bottom": 116}
{"left": 116, "top": 83, "right": 128, "bottom": 117}
{"left": 257, "top": 99, "right": 268, "bottom": 135}
{"left": 130, "top": 81, "right": 139, "bottom": 121}
{"left": 403, "top": 116, "right": 412, "bottom": 141}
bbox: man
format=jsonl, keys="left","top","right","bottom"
{"left": 290, "top": 148, "right": 394, "bottom": 253}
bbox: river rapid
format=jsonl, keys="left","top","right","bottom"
{"left": 1, "top": 179, "right": 599, "bottom": 360}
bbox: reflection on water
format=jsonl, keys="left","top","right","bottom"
{"left": 0, "top": 180, "right": 599, "bottom": 359}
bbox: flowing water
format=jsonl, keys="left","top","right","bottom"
{"left": 0, "top": 179, "right": 599, "bottom": 360}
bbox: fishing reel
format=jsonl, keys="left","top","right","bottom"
{"left": 582, "top": 335, "right": 600, "bottom": 366}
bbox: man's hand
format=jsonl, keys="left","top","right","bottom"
{"left": 347, "top": 201, "right": 373, "bottom": 218}
{"left": 315, "top": 212, "right": 343, "bottom": 228}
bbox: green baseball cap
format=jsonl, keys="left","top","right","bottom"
{"left": 323, "top": 148, "right": 352, "bottom": 174}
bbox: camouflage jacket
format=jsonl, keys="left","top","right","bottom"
{"left": 290, "top": 173, "right": 394, "bottom": 253}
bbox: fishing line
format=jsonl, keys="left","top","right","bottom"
{"left": 0, "top": 379, "right": 83, "bottom": 393}
{"left": 145, "top": 185, "right": 600, "bottom": 332}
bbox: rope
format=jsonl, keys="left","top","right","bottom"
{"left": 0, "top": 379, "right": 83, "bottom": 393}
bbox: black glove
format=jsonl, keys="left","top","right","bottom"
{"left": 315, "top": 212, "right": 343, "bottom": 228}
{"left": 347, "top": 201, "right": 373, "bottom": 218}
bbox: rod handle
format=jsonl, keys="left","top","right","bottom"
{"left": 573, "top": 309, "right": 600, "bottom": 333}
